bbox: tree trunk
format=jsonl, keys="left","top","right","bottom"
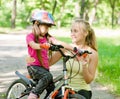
{"left": 11, "top": 0, "right": 17, "bottom": 29}
{"left": 80, "top": 0, "right": 85, "bottom": 19}
{"left": 57, "top": 1, "right": 67, "bottom": 28}
{"left": 52, "top": 0, "right": 57, "bottom": 15}
{"left": 110, "top": 0, "right": 116, "bottom": 28}
{"left": 74, "top": 1, "right": 80, "bottom": 17}
{"left": 89, "top": 0, "right": 99, "bottom": 25}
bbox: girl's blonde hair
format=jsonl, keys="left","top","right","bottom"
{"left": 72, "top": 18, "right": 97, "bottom": 51}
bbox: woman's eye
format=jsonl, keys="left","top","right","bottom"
{"left": 74, "top": 29, "right": 78, "bottom": 33}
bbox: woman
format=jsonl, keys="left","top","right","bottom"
{"left": 66, "top": 18, "right": 98, "bottom": 99}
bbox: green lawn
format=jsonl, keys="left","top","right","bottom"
{"left": 57, "top": 36, "right": 120, "bottom": 96}
{"left": 97, "top": 37, "right": 120, "bottom": 95}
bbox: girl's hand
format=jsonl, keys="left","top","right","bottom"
{"left": 40, "top": 43, "right": 50, "bottom": 50}
{"left": 33, "top": 24, "right": 41, "bottom": 35}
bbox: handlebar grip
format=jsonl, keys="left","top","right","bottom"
{"left": 49, "top": 44, "right": 64, "bottom": 51}
{"left": 40, "top": 43, "right": 50, "bottom": 50}
{"left": 74, "top": 47, "right": 92, "bottom": 57}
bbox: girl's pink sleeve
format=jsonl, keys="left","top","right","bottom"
{"left": 26, "top": 33, "right": 34, "bottom": 45}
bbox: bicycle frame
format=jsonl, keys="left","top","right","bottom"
{"left": 6, "top": 45, "right": 91, "bottom": 99}
{"left": 47, "top": 49, "right": 86, "bottom": 99}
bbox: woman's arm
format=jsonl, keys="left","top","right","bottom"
{"left": 49, "top": 52, "right": 62, "bottom": 66}
{"left": 82, "top": 49, "right": 98, "bottom": 84}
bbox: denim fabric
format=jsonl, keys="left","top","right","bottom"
{"left": 27, "top": 66, "right": 54, "bottom": 96}
{"left": 77, "top": 89, "right": 92, "bottom": 99}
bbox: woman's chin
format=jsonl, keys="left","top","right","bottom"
{"left": 72, "top": 40, "right": 76, "bottom": 43}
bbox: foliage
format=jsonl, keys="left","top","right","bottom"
{"left": 0, "top": 93, "right": 6, "bottom": 98}
{"left": 0, "top": 0, "right": 11, "bottom": 27}
{"left": 0, "top": 0, "right": 120, "bottom": 28}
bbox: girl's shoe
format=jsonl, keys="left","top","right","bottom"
{"left": 27, "top": 92, "right": 38, "bottom": 99}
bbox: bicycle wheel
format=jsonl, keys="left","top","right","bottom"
{"left": 6, "top": 79, "right": 28, "bottom": 99}
{"left": 68, "top": 93, "right": 86, "bottom": 99}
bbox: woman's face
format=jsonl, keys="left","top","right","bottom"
{"left": 71, "top": 23, "right": 85, "bottom": 44}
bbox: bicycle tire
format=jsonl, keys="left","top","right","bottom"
{"left": 6, "top": 79, "right": 28, "bottom": 99}
{"left": 68, "top": 93, "right": 86, "bottom": 99}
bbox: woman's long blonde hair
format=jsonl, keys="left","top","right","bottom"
{"left": 72, "top": 18, "right": 97, "bottom": 51}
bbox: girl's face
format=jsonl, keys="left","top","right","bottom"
{"left": 71, "top": 23, "right": 86, "bottom": 44}
{"left": 38, "top": 24, "right": 50, "bottom": 36}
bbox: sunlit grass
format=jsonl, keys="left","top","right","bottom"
{"left": 96, "top": 37, "right": 120, "bottom": 95}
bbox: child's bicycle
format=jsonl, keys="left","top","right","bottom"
{"left": 6, "top": 44, "right": 92, "bottom": 99}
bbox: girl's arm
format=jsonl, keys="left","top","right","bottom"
{"left": 29, "top": 41, "right": 50, "bottom": 50}
{"left": 28, "top": 41, "right": 41, "bottom": 49}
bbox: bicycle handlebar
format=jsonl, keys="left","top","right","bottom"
{"left": 49, "top": 44, "right": 92, "bottom": 58}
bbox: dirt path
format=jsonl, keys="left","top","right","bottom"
{"left": 0, "top": 29, "right": 120, "bottom": 99}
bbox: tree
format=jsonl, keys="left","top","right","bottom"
{"left": 11, "top": 0, "right": 17, "bottom": 28}
{"left": 52, "top": 0, "right": 57, "bottom": 15}
{"left": 89, "top": 0, "right": 99, "bottom": 25}
{"left": 0, "top": 0, "right": 1, "bottom": 6}
{"left": 109, "top": 0, "right": 117, "bottom": 28}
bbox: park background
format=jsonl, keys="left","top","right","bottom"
{"left": 0, "top": 0, "right": 120, "bottom": 98}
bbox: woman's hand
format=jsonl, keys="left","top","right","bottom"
{"left": 81, "top": 55, "right": 89, "bottom": 67}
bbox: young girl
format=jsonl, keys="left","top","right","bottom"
{"left": 66, "top": 18, "right": 98, "bottom": 99}
{"left": 26, "top": 10, "right": 66, "bottom": 99}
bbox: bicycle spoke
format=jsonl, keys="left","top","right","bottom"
{"left": 6, "top": 80, "right": 28, "bottom": 99}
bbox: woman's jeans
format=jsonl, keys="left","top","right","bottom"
{"left": 27, "top": 66, "right": 55, "bottom": 97}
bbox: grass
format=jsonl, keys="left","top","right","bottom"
{"left": 0, "top": 93, "right": 6, "bottom": 99}
{"left": 57, "top": 36, "right": 120, "bottom": 96}
{"left": 96, "top": 37, "right": 120, "bottom": 96}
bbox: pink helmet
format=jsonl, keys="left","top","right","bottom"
{"left": 30, "top": 9, "right": 55, "bottom": 26}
